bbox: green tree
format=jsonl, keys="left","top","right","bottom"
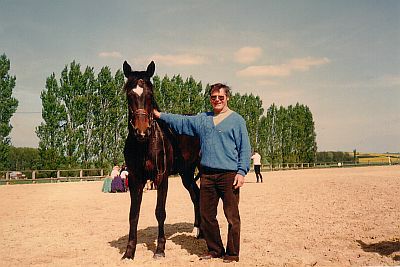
{"left": 279, "top": 105, "right": 292, "bottom": 163}
{"left": 0, "top": 53, "right": 18, "bottom": 170}
{"left": 36, "top": 73, "right": 68, "bottom": 169}
{"left": 258, "top": 115, "right": 269, "bottom": 164}
{"left": 229, "top": 93, "right": 264, "bottom": 152}
{"left": 96, "top": 68, "right": 126, "bottom": 166}
{"left": 153, "top": 74, "right": 205, "bottom": 115}
{"left": 264, "top": 104, "right": 280, "bottom": 164}
{"left": 58, "top": 61, "right": 85, "bottom": 166}
{"left": 8, "top": 146, "right": 40, "bottom": 170}
{"left": 37, "top": 62, "right": 127, "bottom": 169}
{"left": 289, "top": 103, "right": 317, "bottom": 163}
{"left": 302, "top": 105, "right": 317, "bottom": 162}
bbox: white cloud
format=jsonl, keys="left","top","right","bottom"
{"left": 237, "top": 57, "right": 330, "bottom": 77}
{"left": 98, "top": 51, "right": 122, "bottom": 58}
{"left": 336, "top": 73, "right": 400, "bottom": 89}
{"left": 288, "top": 57, "right": 330, "bottom": 71}
{"left": 234, "top": 46, "right": 263, "bottom": 64}
{"left": 378, "top": 74, "right": 400, "bottom": 87}
{"left": 238, "top": 65, "right": 291, "bottom": 77}
{"left": 150, "top": 53, "right": 206, "bottom": 66}
{"left": 256, "top": 79, "right": 279, "bottom": 86}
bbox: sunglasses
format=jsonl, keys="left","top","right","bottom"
{"left": 210, "top": 95, "right": 226, "bottom": 101}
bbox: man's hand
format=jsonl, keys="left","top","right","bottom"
{"left": 153, "top": 109, "right": 161, "bottom": 119}
{"left": 233, "top": 173, "right": 245, "bottom": 189}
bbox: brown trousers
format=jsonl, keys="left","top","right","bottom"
{"left": 200, "top": 171, "right": 240, "bottom": 257}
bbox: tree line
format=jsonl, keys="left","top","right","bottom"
{"left": 0, "top": 54, "right": 19, "bottom": 170}
{"left": 1, "top": 54, "right": 319, "bottom": 171}
{"left": 36, "top": 61, "right": 127, "bottom": 169}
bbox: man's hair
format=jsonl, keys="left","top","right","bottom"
{"left": 209, "top": 83, "right": 231, "bottom": 98}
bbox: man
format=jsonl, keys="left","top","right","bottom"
{"left": 251, "top": 151, "right": 263, "bottom": 183}
{"left": 153, "top": 83, "right": 251, "bottom": 263}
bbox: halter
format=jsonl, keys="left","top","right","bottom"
{"left": 153, "top": 120, "right": 167, "bottom": 179}
{"left": 129, "top": 106, "right": 154, "bottom": 137}
{"left": 127, "top": 98, "right": 167, "bottom": 180}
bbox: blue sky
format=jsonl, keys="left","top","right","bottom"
{"left": 1, "top": 0, "right": 399, "bottom": 152}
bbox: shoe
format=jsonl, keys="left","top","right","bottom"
{"left": 223, "top": 255, "right": 239, "bottom": 263}
{"left": 199, "top": 252, "right": 222, "bottom": 260}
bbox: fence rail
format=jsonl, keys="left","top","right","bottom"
{"left": 260, "top": 159, "right": 399, "bottom": 172}
{"left": 0, "top": 168, "right": 106, "bottom": 185}
{"left": 1, "top": 159, "right": 398, "bottom": 185}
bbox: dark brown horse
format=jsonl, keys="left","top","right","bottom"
{"left": 122, "top": 61, "right": 202, "bottom": 260}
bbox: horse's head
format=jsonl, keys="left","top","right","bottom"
{"left": 123, "top": 61, "right": 156, "bottom": 141}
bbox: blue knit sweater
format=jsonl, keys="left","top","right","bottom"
{"left": 160, "top": 111, "right": 251, "bottom": 176}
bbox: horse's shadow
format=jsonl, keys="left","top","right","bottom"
{"left": 109, "top": 222, "right": 207, "bottom": 256}
{"left": 357, "top": 239, "right": 400, "bottom": 261}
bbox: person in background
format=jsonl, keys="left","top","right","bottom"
{"left": 101, "top": 174, "right": 113, "bottom": 193}
{"left": 251, "top": 151, "right": 263, "bottom": 183}
{"left": 120, "top": 164, "right": 129, "bottom": 191}
{"left": 102, "top": 165, "right": 119, "bottom": 193}
{"left": 111, "top": 165, "right": 120, "bottom": 179}
{"left": 153, "top": 83, "right": 251, "bottom": 263}
{"left": 111, "top": 165, "right": 125, "bottom": 193}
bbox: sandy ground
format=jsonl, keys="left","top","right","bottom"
{"left": 1, "top": 165, "right": 399, "bottom": 266}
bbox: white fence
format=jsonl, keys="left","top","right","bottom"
{"left": 1, "top": 159, "right": 398, "bottom": 185}
{"left": 0, "top": 168, "right": 106, "bottom": 185}
{"left": 260, "top": 159, "right": 398, "bottom": 172}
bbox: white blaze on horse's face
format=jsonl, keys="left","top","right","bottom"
{"left": 133, "top": 84, "right": 144, "bottom": 96}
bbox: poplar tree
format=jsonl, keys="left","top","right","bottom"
{"left": 36, "top": 73, "right": 67, "bottom": 169}
{"left": 264, "top": 104, "right": 280, "bottom": 164}
{"left": 301, "top": 104, "right": 317, "bottom": 162}
{"left": 229, "top": 93, "right": 264, "bottom": 152}
{"left": 153, "top": 75, "right": 204, "bottom": 115}
{"left": 0, "top": 54, "right": 18, "bottom": 170}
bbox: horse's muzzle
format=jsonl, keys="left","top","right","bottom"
{"left": 131, "top": 122, "right": 151, "bottom": 141}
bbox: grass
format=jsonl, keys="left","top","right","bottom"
{"left": 357, "top": 153, "right": 400, "bottom": 164}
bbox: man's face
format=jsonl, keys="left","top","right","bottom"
{"left": 210, "top": 88, "right": 229, "bottom": 113}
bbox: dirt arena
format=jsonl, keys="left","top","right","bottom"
{"left": 1, "top": 165, "right": 399, "bottom": 266}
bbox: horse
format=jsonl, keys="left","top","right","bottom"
{"left": 121, "top": 61, "right": 202, "bottom": 260}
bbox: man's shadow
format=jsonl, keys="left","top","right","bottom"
{"left": 109, "top": 222, "right": 207, "bottom": 256}
{"left": 357, "top": 239, "right": 400, "bottom": 262}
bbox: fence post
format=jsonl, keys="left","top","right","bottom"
{"left": 57, "top": 170, "right": 60, "bottom": 178}
{"left": 101, "top": 169, "right": 104, "bottom": 176}
{"left": 6, "top": 172, "right": 9, "bottom": 180}
{"left": 80, "top": 170, "right": 83, "bottom": 178}
{"left": 32, "top": 171, "right": 36, "bottom": 180}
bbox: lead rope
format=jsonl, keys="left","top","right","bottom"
{"left": 154, "top": 120, "right": 167, "bottom": 178}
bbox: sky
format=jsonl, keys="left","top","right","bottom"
{"left": 1, "top": 0, "right": 399, "bottom": 152}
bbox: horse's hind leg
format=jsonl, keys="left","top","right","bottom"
{"left": 180, "top": 169, "right": 202, "bottom": 238}
{"left": 122, "top": 180, "right": 145, "bottom": 260}
{"left": 153, "top": 175, "right": 168, "bottom": 258}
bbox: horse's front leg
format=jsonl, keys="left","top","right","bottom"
{"left": 122, "top": 179, "right": 145, "bottom": 260}
{"left": 153, "top": 175, "right": 169, "bottom": 258}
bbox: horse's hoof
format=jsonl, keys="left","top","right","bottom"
{"left": 194, "top": 227, "right": 204, "bottom": 239}
{"left": 196, "top": 233, "right": 204, "bottom": 239}
{"left": 121, "top": 253, "right": 133, "bottom": 260}
{"left": 193, "top": 227, "right": 204, "bottom": 239}
{"left": 153, "top": 252, "right": 165, "bottom": 259}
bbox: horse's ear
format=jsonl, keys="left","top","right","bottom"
{"left": 123, "top": 61, "right": 132, "bottom": 78}
{"left": 146, "top": 61, "right": 155, "bottom": 77}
